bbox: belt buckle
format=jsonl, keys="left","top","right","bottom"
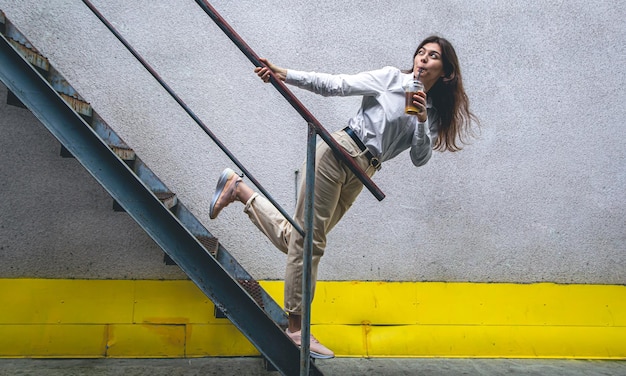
{"left": 370, "top": 157, "right": 381, "bottom": 171}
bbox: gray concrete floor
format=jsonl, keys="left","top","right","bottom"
{"left": 0, "top": 358, "right": 624, "bottom": 376}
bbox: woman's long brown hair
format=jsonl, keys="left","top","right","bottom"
{"left": 407, "top": 36, "right": 479, "bottom": 152}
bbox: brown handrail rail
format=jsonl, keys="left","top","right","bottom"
{"left": 194, "top": 0, "right": 385, "bottom": 202}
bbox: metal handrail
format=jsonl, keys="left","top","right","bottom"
{"left": 194, "top": 0, "right": 385, "bottom": 202}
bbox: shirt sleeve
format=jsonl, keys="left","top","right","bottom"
{"left": 285, "top": 67, "right": 396, "bottom": 97}
{"left": 409, "top": 110, "right": 439, "bottom": 167}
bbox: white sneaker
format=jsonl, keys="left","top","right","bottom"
{"left": 286, "top": 329, "right": 335, "bottom": 359}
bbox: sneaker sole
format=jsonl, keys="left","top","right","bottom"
{"left": 309, "top": 351, "right": 334, "bottom": 359}
{"left": 209, "top": 168, "right": 235, "bottom": 219}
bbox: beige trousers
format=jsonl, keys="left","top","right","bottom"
{"left": 243, "top": 130, "right": 376, "bottom": 313}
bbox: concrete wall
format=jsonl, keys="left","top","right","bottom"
{"left": 0, "top": 0, "right": 624, "bottom": 284}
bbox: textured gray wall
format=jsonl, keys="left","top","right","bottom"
{"left": 0, "top": 0, "right": 624, "bottom": 284}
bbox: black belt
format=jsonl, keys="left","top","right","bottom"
{"left": 343, "top": 127, "right": 381, "bottom": 170}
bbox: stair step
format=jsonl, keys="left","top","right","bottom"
{"left": 7, "top": 38, "right": 48, "bottom": 72}
{"left": 114, "top": 191, "right": 177, "bottom": 212}
{"left": 92, "top": 115, "right": 132, "bottom": 150}
{"left": 4, "top": 32, "right": 90, "bottom": 119}
{"left": 197, "top": 235, "right": 219, "bottom": 257}
{"left": 49, "top": 66, "right": 80, "bottom": 98}
{"left": 215, "top": 278, "right": 265, "bottom": 319}
{"left": 111, "top": 145, "right": 136, "bottom": 162}
{"left": 155, "top": 191, "right": 177, "bottom": 209}
{"left": 59, "top": 93, "right": 92, "bottom": 118}
{"left": 238, "top": 279, "right": 265, "bottom": 309}
{"left": 48, "top": 66, "right": 93, "bottom": 118}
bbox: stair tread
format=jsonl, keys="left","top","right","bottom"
{"left": 237, "top": 279, "right": 265, "bottom": 309}
{"left": 196, "top": 235, "right": 219, "bottom": 257}
{"left": 155, "top": 191, "right": 177, "bottom": 209}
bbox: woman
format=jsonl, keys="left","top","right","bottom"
{"left": 209, "top": 35, "right": 478, "bottom": 358}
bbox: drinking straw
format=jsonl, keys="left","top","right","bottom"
{"left": 416, "top": 67, "right": 423, "bottom": 80}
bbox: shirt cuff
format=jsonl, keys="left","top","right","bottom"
{"left": 285, "top": 69, "right": 305, "bottom": 85}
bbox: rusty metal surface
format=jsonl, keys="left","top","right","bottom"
{"left": 197, "top": 235, "right": 219, "bottom": 257}
{"left": 49, "top": 66, "right": 80, "bottom": 98}
{"left": 155, "top": 191, "right": 177, "bottom": 209}
{"left": 111, "top": 145, "right": 136, "bottom": 161}
{"left": 59, "top": 93, "right": 93, "bottom": 117}
{"left": 7, "top": 38, "right": 48, "bottom": 71}
{"left": 91, "top": 114, "right": 130, "bottom": 149}
{"left": 237, "top": 279, "right": 265, "bottom": 309}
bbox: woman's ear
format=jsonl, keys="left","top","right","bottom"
{"left": 443, "top": 72, "right": 456, "bottom": 83}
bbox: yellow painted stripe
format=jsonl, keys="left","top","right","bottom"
{"left": 0, "top": 279, "right": 135, "bottom": 324}
{"left": 106, "top": 324, "right": 186, "bottom": 358}
{"left": 0, "top": 279, "right": 624, "bottom": 359}
{"left": 0, "top": 325, "right": 107, "bottom": 357}
{"left": 312, "top": 325, "right": 626, "bottom": 358}
{"left": 132, "top": 280, "right": 218, "bottom": 324}
{"left": 304, "top": 281, "right": 626, "bottom": 326}
{"left": 186, "top": 324, "right": 258, "bottom": 357}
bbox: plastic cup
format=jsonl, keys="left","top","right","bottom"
{"left": 404, "top": 79, "right": 424, "bottom": 115}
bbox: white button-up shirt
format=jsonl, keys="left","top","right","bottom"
{"left": 285, "top": 66, "right": 438, "bottom": 167}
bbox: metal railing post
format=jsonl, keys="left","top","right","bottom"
{"left": 300, "top": 122, "right": 317, "bottom": 375}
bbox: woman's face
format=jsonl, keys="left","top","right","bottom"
{"left": 413, "top": 42, "right": 445, "bottom": 90}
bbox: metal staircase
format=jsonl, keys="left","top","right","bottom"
{"left": 0, "top": 10, "right": 323, "bottom": 376}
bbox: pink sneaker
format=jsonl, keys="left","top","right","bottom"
{"left": 209, "top": 168, "right": 242, "bottom": 219}
{"left": 286, "top": 329, "right": 335, "bottom": 359}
